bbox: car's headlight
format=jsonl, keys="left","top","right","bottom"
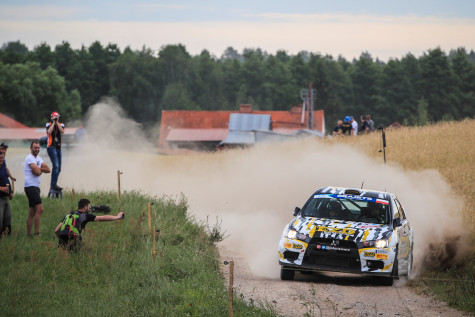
{"left": 359, "top": 239, "right": 388, "bottom": 248}
{"left": 287, "top": 229, "right": 297, "bottom": 239}
{"left": 284, "top": 228, "right": 308, "bottom": 241}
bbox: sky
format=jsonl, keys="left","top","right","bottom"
{"left": 1, "top": 0, "right": 475, "bottom": 61}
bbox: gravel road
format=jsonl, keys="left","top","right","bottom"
{"left": 220, "top": 247, "right": 469, "bottom": 317}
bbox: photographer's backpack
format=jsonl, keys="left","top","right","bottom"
{"left": 58, "top": 211, "right": 81, "bottom": 240}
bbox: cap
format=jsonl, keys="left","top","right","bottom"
{"left": 51, "top": 111, "right": 60, "bottom": 117}
{"left": 0, "top": 142, "right": 8, "bottom": 148}
{"left": 344, "top": 116, "right": 351, "bottom": 122}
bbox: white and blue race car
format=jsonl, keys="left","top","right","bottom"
{"left": 278, "top": 186, "right": 413, "bottom": 285}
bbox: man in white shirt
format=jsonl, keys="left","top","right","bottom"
{"left": 350, "top": 116, "right": 358, "bottom": 136}
{"left": 24, "top": 142, "right": 50, "bottom": 236}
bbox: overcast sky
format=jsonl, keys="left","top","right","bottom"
{"left": 1, "top": 0, "right": 474, "bottom": 61}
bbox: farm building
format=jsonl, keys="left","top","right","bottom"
{"left": 158, "top": 104, "right": 325, "bottom": 153}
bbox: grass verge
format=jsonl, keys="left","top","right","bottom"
{"left": 0, "top": 191, "right": 276, "bottom": 316}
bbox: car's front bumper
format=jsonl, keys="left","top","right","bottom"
{"left": 278, "top": 237, "right": 395, "bottom": 275}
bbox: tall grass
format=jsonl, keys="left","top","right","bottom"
{"left": 0, "top": 191, "right": 275, "bottom": 316}
{"left": 328, "top": 119, "right": 475, "bottom": 312}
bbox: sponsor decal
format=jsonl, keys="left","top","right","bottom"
{"left": 360, "top": 225, "right": 380, "bottom": 228}
{"left": 375, "top": 249, "right": 388, "bottom": 254}
{"left": 317, "top": 226, "right": 356, "bottom": 235}
{"left": 313, "top": 194, "right": 389, "bottom": 205}
{"left": 283, "top": 243, "right": 292, "bottom": 248}
{"left": 293, "top": 244, "right": 303, "bottom": 249}
{"left": 364, "top": 251, "right": 375, "bottom": 257}
{"left": 322, "top": 246, "right": 327, "bottom": 249}
{"left": 316, "top": 245, "right": 322, "bottom": 249}
{"left": 326, "top": 246, "right": 351, "bottom": 252}
{"left": 376, "top": 254, "right": 388, "bottom": 260}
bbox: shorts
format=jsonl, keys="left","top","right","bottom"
{"left": 24, "top": 186, "right": 42, "bottom": 207}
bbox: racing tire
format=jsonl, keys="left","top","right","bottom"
{"left": 280, "top": 266, "right": 295, "bottom": 280}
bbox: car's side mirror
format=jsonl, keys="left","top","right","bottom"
{"left": 393, "top": 218, "right": 402, "bottom": 227}
{"left": 293, "top": 207, "right": 301, "bottom": 216}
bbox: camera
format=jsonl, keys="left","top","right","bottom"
{"left": 377, "top": 124, "right": 384, "bottom": 130}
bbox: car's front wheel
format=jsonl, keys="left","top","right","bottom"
{"left": 280, "top": 266, "right": 295, "bottom": 280}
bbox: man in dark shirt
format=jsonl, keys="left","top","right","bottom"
{"left": 54, "top": 198, "right": 124, "bottom": 250}
{"left": 0, "top": 151, "right": 13, "bottom": 237}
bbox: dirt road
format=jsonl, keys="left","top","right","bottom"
{"left": 220, "top": 247, "right": 468, "bottom": 317}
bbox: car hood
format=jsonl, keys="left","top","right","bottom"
{"left": 292, "top": 217, "right": 393, "bottom": 242}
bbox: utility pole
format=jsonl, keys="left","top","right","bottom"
{"left": 300, "top": 82, "right": 316, "bottom": 130}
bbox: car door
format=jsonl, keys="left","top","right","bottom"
{"left": 393, "top": 197, "right": 411, "bottom": 275}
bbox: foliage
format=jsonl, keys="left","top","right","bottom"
{"left": 1, "top": 41, "right": 475, "bottom": 131}
{"left": 0, "top": 191, "right": 275, "bottom": 316}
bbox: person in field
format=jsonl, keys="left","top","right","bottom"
{"left": 55, "top": 198, "right": 124, "bottom": 251}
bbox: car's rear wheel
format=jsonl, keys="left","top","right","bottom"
{"left": 280, "top": 266, "right": 295, "bottom": 280}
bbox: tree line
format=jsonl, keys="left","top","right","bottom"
{"left": 1, "top": 40, "right": 474, "bottom": 131}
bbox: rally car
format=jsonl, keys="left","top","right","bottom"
{"left": 278, "top": 186, "right": 413, "bottom": 285}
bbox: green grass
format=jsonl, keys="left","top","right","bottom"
{"left": 0, "top": 191, "right": 276, "bottom": 316}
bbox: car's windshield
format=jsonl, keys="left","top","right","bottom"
{"left": 300, "top": 194, "right": 390, "bottom": 224}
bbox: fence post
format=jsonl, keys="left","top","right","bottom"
{"left": 153, "top": 225, "right": 157, "bottom": 263}
{"left": 229, "top": 260, "right": 234, "bottom": 317}
{"left": 148, "top": 202, "right": 152, "bottom": 232}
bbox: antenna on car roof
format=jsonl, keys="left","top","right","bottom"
{"left": 361, "top": 181, "right": 364, "bottom": 189}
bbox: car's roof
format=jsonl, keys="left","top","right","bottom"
{"left": 314, "top": 186, "right": 392, "bottom": 201}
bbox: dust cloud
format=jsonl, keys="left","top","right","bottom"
{"left": 9, "top": 101, "right": 468, "bottom": 279}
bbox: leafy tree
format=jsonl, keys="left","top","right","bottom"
{"left": 420, "top": 48, "right": 460, "bottom": 121}
{"left": 109, "top": 48, "right": 162, "bottom": 123}
{"left": 450, "top": 48, "right": 475, "bottom": 118}
{"left": 27, "top": 42, "right": 55, "bottom": 70}
{"left": 0, "top": 41, "right": 29, "bottom": 64}
{"left": 0, "top": 62, "right": 80, "bottom": 126}
{"left": 349, "top": 52, "right": 383, "bottom": 118}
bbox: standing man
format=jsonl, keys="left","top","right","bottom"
{"left": 46, "top": 111, "right": 64, "bottom": 191}
{"left": 0, "top": 143, "right": 16, "bottom": 183}
{"left": 366, "top": 114, "right": 375, "bottom": 132}
{"left": 24, "top": 142, "right": 50, "bottom": 236}
{"left": 0, "top": 151, "right": 13, "bottom": 237}
{"left": 350, "top": 116, "right": 358, "bottom": 136}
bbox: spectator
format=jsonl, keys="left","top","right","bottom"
{"left": 332, "top": 120, "right": 343, "bottom": 136}
{"left": 341, "top": 116, "right": 352, "bottom": 135}
{"left": 24, "top": 142, "right": 50, "bottom": 236}
{"left": 54, "top": 198, "right": 124, "bottom": 251}
{"left": 0, "top": 143, "right": 16, "bottom": 182}
{"left": 359, "top": 115, "right": 370, "bottom": 134}
{"left": 46, "top": 112, "right": 64, "bottom": 191}
{"left": 0, "top": 151, "right": 13, "bottom": 237}
{"left": 75, "top": 124, "right": 86, "bottom": 142}
{"left": 367, "top": 114, "right": 375, "bottom": 132}
{"left": 350, "top": 116, "right": 358, "bottom": 136}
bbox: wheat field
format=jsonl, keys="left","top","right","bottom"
{"left": 327, "top": 119, "right": 475, "bottom": 233}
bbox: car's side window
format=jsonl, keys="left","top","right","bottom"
{"left": 393, "top": 199, "right": 401, "bottom": 220}
{"left": 393, "top": 198, "right": 405, "bottom": 220}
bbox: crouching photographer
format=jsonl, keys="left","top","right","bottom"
{"left": 54, "top": 198, "right": 124, "bottom": 251}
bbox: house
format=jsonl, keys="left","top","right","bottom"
{"left": 158, "top": 104, "right": 324, "bottom": 153}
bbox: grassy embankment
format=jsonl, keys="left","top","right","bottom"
{"left": 0, "top": 191, "right": 276, "bottom": 316}
{"left": 328, "top": 119, "right": 475, "bottom": 312}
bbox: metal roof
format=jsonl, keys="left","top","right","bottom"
{"left": 166, "top": 128, "right": 228, "bottom": 142}
{"left": 228, "top": 113, "right": 271, "bottom": 131}
{"left": 220, "top": 131, "right": 255, "bottom": 145}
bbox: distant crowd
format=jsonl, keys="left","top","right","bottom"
{"left": 332, "top": 114, "right": 375, "bottom": 136}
